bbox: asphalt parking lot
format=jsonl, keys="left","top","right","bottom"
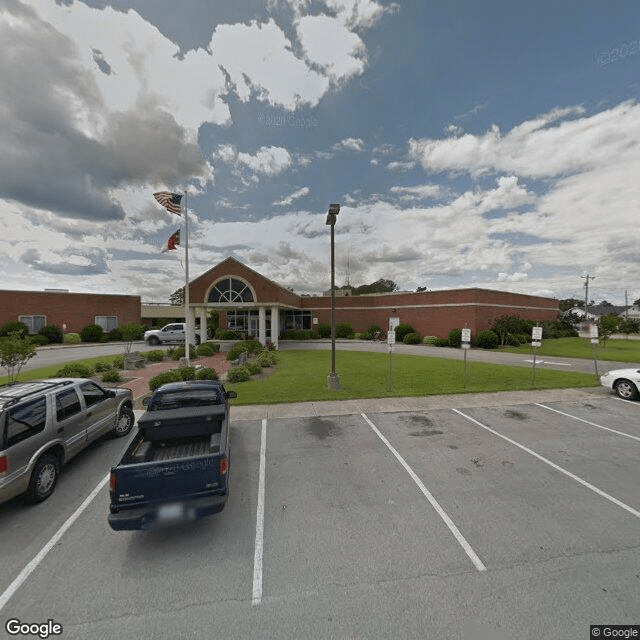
{"left": 1, "top": 389, "right": 638, "bottom": 639}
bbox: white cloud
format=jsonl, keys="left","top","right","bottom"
{"left": 274, "top": 187, "right": 311, "bottom": 206}
{"left": 334, "top": 137, "right": 364, "bottom": 152}
{"left": 237, "top": 146, "right": 293, "bottom": 175}
{"left": 390, "top": 184, "right": 442, "bottom": 201}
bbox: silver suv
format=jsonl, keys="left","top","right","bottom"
{"left": 0, "top": 379, "right": 134, "bottom": 505}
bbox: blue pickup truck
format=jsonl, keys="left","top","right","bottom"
{"left": 108, "top": 380, "right": 236, "bottom": 531}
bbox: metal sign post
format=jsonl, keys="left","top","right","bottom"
{"left": 531, "top": 326, "right": 543, "bottom": 385}
{"left": 590, "top": 324, "right": 599, "bottom": 376}
{"left": 461, "top": 327, "right": 471, "bottom": 388}
{"left": 387, "top": 329, "right": 396, "bottom": 391}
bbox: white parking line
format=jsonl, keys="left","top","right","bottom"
{"left": 453, "top": 409, "right": 640, "bottom": 520}
{"left": 360, "top": 412, "right": 486, "bottom": 572}
{"left": 0, "top": 475, "right": 109, "bottom": 613}
{"left": 535, "top": 403, "right": 640, "bottom": 442}
{"left": 252, "top": 418, "right": 267, "bottom": 606}
{"left": 523, "top": 360, "right": 571, "bottom": 366}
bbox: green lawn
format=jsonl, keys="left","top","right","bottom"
{"left": 500, "top": 337, "right": 640, "bottom": 363}
{"left": 0, "top": 354, "right": 123, "bottom": 386}
{"left": 226, "top": 350, "right": 599, "bottom": 405}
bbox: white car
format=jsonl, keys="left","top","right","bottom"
{"left": 600, "top": 368, "right": 640, "bottom": 400}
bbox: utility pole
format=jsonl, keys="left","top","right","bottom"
{"left": 582, "top": 274, "right": 595, "bottom": 322}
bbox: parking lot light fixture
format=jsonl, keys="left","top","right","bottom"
{"left": 326, "top": 203, "right": 341, "bottom": 390}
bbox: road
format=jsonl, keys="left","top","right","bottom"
{"left": 1, "top": 386, "right": 639, "bottom": 639}
{"left": 25, "top": 339, "right": 629, "bottom": 376}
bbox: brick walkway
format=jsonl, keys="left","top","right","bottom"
{"left": 120, "top": 353, "right": 232, "bottom": 400}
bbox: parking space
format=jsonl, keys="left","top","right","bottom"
{"left": 1, "top": 392, "right": 639, "bottom": 639}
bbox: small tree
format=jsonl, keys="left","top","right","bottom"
{"left": 0, "top": 332, "right": 37, "bottom": 382}
{"left": 597, "top": 314, "right": 618, "bottom": 346}
{"left": 119, "top": 323, "right": 145, "bottom": 354}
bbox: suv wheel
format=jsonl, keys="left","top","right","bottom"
{"left": 27, "top": 454, "right": 59, "bottom": 503}
{"left": 114, "top": 406, "right": 135, "bottom": 437}
{"left": 148, "top": 336, "right": 160, "bottom": 346}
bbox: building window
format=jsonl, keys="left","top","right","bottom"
{"left": 95, "top": 316, "right": 118, "bottom": 332}
{"left": 208, "top": 278, "right": 254, "bottom": 303}
{"left": 282, "top": 310, "right": 312, "bottom": 331}
{"left": 19, "top": 315, "right": 46, "bottom": 334}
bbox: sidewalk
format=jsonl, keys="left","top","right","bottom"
{"left": 119, "top": 353, "right": 231, "bottom": 400}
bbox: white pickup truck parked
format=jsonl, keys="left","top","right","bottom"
{"left": 143, "top": 323, "right": 202, "bottom": 346}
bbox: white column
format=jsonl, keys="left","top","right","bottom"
{"left": 259, "top": 307, "right": 266, "bottom": 346}
{"left": 270, "top": 306, "right": 279, "bottom": 349}
{"left": 198, "top": 308, "right": 208, "bottom": 341}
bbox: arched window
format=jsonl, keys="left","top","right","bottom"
{"left": 208, "top": 278, "right": 254, "bottom": 303}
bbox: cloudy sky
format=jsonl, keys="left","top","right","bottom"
{"left": 2, "top": 0, "right": 640, "bottom": 304}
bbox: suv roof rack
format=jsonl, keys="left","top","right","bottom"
{"left": 0, "top": 380, "right": 75, "bottom": 408}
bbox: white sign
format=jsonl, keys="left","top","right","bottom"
{"left": 461, "top": 328, "right": 471, "bottom": 343}
{"left": 532, "top": 341, "right": 541, "bottom": 348}
{"left": 461, "top": 343, "right": 470, "bottom": 349}
{"left": 313, "top": 317, "right": 318, "bottom": 325}
{"left": 389, "top": 317, "right": 400, "bottom": 331}
{"left": 387, "top": 330, "right": 396, "bottom": 345}
{"left": 591, "top": 338, "right": 599, "bottom": 345}
{"left": 532, "top": 326, "right": 543, "bottom": 340}
{"left": 590, "top": 324, "right": 599, "bottom": 338}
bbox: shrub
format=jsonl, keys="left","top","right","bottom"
{"left": 335, "top": 322, "right": 354, "bottom": 339}
{"left": 80, "top": 324, "right": 103, "bottom": 343}
{"left": 102, "top": 369, "right": 122, "bottom": 383}
{"left": 108, "top": 327, "right": 123, "bottom": 341}
{"left": 93, "top": 361, "right": 113, "bottom": 372}
{"left": 433, "top": 337, "right": 450, "bottom": 347}
{"left": 28, "top": 335, "right": 49, "bottom": 346}
{"left": 217, "top": 329, "right": 238, "bottom": 340}
{"left": 171, "top": 345, "right": 197, "bottom": 361}
{"left": 119, "top": 323, "right": 145, "bottom": 342}
{"left": 257, "top": 351, "right": 277, "bottom": 367}
{"left": 422, "top": 336, "right": 440, "bottom": 345}
{"left": 281, "top": 330, "right": 313, "bottom": 340}
{"left": 226, "top": 340, "right": 262, "bottom": 362}
{"left": 196, "top": 367, "right": 219, "bottom": 380}
{"left": 143, "top": 350, "right": 166, "bottom": 362}
{"left": 177, "top": 366, "right": 196, "bottom": 381}
{"left": 112, "top": 355, "right": 124, "bottom": 369}
{"left": 317, "top": 323, "right": 332, "bottom": 338}
{"left": 247, "top": 361, "right": 263, "bottom": 375}
{"left": 55, "top": 363, "right": 94, "bottom": 378}
{"left": 149, "top": 370, "right": 181, "bottom": 391}
{"left": 39, "top": 324, "right": 63, "bottom": 343}
{"left": 196, "top": 342, "right": 220, "bottom": 357}
{"left": 395, "top": 324, "right": 415, "bottom": 342}
{"left": 448, "top": 328, "right": 462, "bottom": 348}
{"left": 476, "top": 329, "right": 499, "bottom": 349}
{"left": 63, "top": 333, "right": 81, "bottom": 344}
{"left": 227, "top": 365, "right": 251, "bottom": 383}
{"left": 403, "top": 332, "right": 422, "bottom": 345}
{"left": 0, "top": 321, "right": 29, "bottom": 337}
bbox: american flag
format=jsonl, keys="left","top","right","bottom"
{"left": 162, "top": 229, "right": 180, "bottom": 253}
{"left": 153, "top": 191, "right": 182, "bottom": 215}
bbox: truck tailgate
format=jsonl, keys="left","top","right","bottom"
{"left": 111, "top": 438, "right": 227, "bottom": 509}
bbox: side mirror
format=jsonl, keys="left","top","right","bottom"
{"left": 226, "top": 391, "right": 237, "bottom": 399}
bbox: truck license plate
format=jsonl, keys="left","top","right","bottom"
{"left": 158, "top": 503, "right": 184, "bottom": 520}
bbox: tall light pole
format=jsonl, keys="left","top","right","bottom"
{"left": 326, "top": 203, "right": 341, "bottom": 389}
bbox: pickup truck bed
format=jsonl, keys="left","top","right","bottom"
{"left": 108, "top": 381, "right": 234, "bottom": 531}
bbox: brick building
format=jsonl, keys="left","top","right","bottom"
{"left": 1, "top": 257, "right": 558, "bottom": 344}
{"left": 160, "top": 257, "right": 559, "bottom": 347}
{"left": 0, "top": 289, "right": 141, "bottom": 334}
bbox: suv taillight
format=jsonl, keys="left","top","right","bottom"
{"left": 0, "top": 456, "right": 6, "bottom": 473}
{"left": 219, "top": 456, "right": 228, "bottom": 476}
{"left": 109, "top": 471, "right": 116, "bottom": 495}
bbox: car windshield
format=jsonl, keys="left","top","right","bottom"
{"left": 148, "top": 389, "right": 222, "bottom": 410}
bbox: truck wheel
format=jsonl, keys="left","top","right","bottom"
{"left": 114, "top": 406, "right": 135, "bottom": 437}
{"left": 26, "top": 454, "right": 59, "bottom": 503}
{"left": 148, "top": 336, "right": 160, "bottom": 346}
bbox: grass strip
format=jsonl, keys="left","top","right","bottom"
{"left": 226, "top": 350, "right": 599, "bottom": 405}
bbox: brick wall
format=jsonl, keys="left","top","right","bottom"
{"left": 0, "top": 290, "right": 141, "bottom": 334}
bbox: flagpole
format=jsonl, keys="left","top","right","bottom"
{"left": 184, "top": 189, "right": 191, "bottom": 366}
